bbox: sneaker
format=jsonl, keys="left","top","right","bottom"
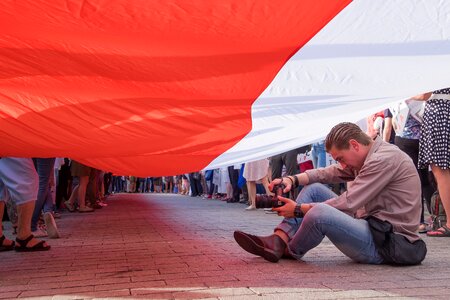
{"left": 245, "top": 205, "right": 257, "bottom": 211}
{"left": 64, "top": 200, "right": 75, "bottom": 212}
{"left": 43, "top": 212, "right": 60, "bottom": 239}
{"left": 31, "top": 227, "right": 48, "bottom": 238}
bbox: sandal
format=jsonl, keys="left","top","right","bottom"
{"left": 0, "top": 235, "right": 15, "bottom": 251}
{"left": 426, "top": 225, "right": 450, "bottom": 237}
{"left": 15, "top": 235, "right": 51, "bottom": 252}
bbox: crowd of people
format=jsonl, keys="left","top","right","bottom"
{"left": 1, "top": 88, "right": 449, "bottom": 266}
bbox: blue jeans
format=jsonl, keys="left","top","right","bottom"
{"left": 275, "top": 183, "right": 384, "bottom": 264}
{"left": 32, "top": 158, "right": 56, "bottom": 231}
{"left": 311, "top": 142, "right": 327, "bottom": 168}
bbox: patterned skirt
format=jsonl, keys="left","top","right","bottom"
{"left": 418, "top": 91, "right": 450, "bottom": 169}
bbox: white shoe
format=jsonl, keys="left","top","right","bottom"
{"left": 31, "top": 227, "right": 48, "bottom": 238}
{"left": 43, "top": 212, "right": 60, "bottom": 239}
{"left": 64, "top": 200, "right": 75, "bottom": 212}
{"left": 245, "top": 205, "right": 257, "bottom": 210}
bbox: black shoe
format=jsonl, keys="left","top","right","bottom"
{"left": 226, "top": 199, "right": 239, "bottom": 203}
{"left": 233, "top": 231, "right": 286, "bottom": 263}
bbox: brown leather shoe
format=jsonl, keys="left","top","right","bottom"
{"left": 233, "top": 231, "right": 286, "bottom": 263}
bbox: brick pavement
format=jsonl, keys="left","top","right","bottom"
{"left": 1, "top": 193, "right": 450, "bottom": 299}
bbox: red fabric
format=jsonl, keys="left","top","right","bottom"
{"left": 299, "top": 160, "right": 314, "bottom": 173}
{"left": 0, "top": 0, "right": 350, "bottom": 176}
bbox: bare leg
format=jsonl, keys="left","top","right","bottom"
{"left": 67, "top": 185, "right": 79, "bottom": 205}
{"left": 77, "top": 176, "right": 89, "bottom": 209}
{"left": 226, "top": 182, "right": 233, "bottom": 199}
{"left": 431, "top": 165, "right": 450, "bottom": 228}
{"left": 261, "top": 176, "right": 274, "bottom": 196}
{"left": 0, "top": 202, "right": 14, "bottom": 247}
{"left": 246, "top": 181, "right": 256, "bottom": 209}
{"left": 17, "top": 201, "right": 49, "bottom": 248}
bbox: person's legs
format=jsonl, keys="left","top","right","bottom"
{"left": 188, "top": 174, "right": 198, "bottom": 196}
{"left": 246, "top": 181, "right": 256, "bottom": 209}
{"left": 85, "top": 171, "right": 96, "bottom": 207}
{"left": 43, "top": 184, "right": 60, "bottom": 238}
{"left": 226, "top": 182, "right": 233, "bottom": 199}
{"left": 275, "top": 183, "right": 337, "bottom": 237}
{"left": 196, "top": 177, "right": 203, "bottom": 196}
{"left": 311, "top": 142, "right": 327, "bottom": 169}
{"left": 311, "top": 144, "right": 319, "bottom": 169}
{"left": 0, "top": 198, "right": 15, "bottom": 249}
{"left": 228, "top": 166, "right": 240, "bottom": 202}
{"left": 0, "top": 201, "right": 9, "bottom": 237}
{"left": 77, "top": 175, "right": 92, "bottom": 212}
{"left": 260, "top": 176, "right": 273, "bottom": 196}
{"left": 285, "top": 203, "right": 383, "bottom": 264}
{"left": 283, "top": 149, "right": 300, "bottom": 176}
{"left": 316, "top": 143, "right": 327, "bottom": 168}
{"left": 66, "top": 177, "right": 79, "bottom": 211}
{"left": 184, "top": 179, "right": 190, "bottom": 195}
{"left": 431, "top": 165, "right": 450, "bottom": 229}
{"left": 270, "top": 155, "right": 283, "bottom": 180}
{"left": 0, "top": 158, "right": 50, "bottom": 250}
{"left": 234, "top": 183, "right": 336, "bottom": 261}
{"left": 207, "top": 179, "right": 215, "bottom": 197}
{"left": 31, "top": 158, "right": 55, "bottom": 231}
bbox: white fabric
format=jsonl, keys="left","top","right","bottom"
{"left": 206, "top": 0, "right": 450, "bottom": 169}
{"left": 212, "top": 167, "right": 229, "bottom": 194}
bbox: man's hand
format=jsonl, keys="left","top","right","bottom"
{"left": 272, "top": 197, "right": 314, "bottom": 218}
{"left": 271, "top": 196, "right": 297, "bottom": 217}
{"left": 269, "top": 177, "right": 292, "bottom": 194}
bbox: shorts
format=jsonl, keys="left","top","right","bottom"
{"left": 0, "top": 157, "right": 38, "bottom": 205}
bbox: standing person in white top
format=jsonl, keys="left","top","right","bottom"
{"left": 243, "top": 158, "right": 272, "bottom": 210}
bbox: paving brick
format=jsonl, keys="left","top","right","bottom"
{"left": 81, "top": 288, "right": 131, "bottom": 298}
{"left": 94, "top": 280, "right": 166, "bottom": 291}
{"left": 0, "top": 291, "right": 21, "bottom": 299}
{"left": 18, "top": 286, "right": 94, "bottom": 298}
{"left": 1, "top": 193, "right": 449, "bottom": 299}
{"left": 59, "top": 276, "right": 131, "bottom": 288}
{"left": 175, "top": 287, "right": 255, "bottom": 298}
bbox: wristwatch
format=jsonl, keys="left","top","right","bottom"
{"left": 294, "top": 204, "right": 304, "bottom": 218}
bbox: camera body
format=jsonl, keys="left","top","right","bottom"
{"left": 255, "top": 183, "right": 286, "bottom": 209}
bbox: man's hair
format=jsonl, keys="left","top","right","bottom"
{"left": 325, "top": 122, "right": 372, "bottom": 151}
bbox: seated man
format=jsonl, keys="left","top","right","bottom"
{"left": 234, "top": 122, "right": 426, "bottom": 265}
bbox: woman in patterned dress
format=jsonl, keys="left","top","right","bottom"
{"left": 415, "top": 88, "right": 450, "bottom": 237}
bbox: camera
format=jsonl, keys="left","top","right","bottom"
{"left": 255, "top": 183, "right": 286, "bottom": 208}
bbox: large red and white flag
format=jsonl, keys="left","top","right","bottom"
{"left": 1, "top": 1, "right": 450, "bottom": 176}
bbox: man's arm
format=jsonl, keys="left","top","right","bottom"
{"left": 303, "top": 164, "right": 356, "bottom": 184}
{"left": 324, "top": 157, "right": 393, "bottom": 214}
{"left": 383, "top": 116, "right": 393, "bottom": 142}
{"left": 411, "top": 92, "right": 432, "bottom": 101}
